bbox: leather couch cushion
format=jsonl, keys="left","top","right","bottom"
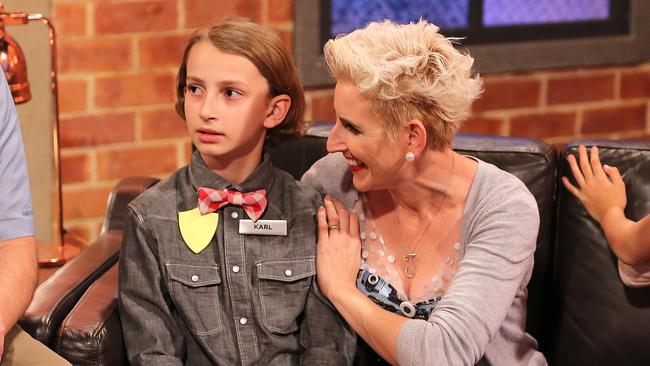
{"left": 550, "top": 140, "right": 650, "bottom": 365}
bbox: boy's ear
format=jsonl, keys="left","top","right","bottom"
{"left": 263, "top": 94, "right": 291, "bottom": 129}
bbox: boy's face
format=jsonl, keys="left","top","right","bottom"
{"left": 183, "top": 42, "right": 275, "bottom": 167}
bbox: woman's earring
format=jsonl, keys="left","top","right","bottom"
{"left": 405, "top": 151, "right": 415, "bottom": 161}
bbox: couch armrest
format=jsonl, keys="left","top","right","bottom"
{"left": 19, "top": 176, "right": 159, "bottom": 346}
{"left": 19, "top": 230, "right": 123, "bottom": 345}
{"left": 55, "top": 264, "right": 126, "bottom": 366}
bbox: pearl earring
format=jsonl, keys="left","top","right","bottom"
{"left": 405, "top": 151, "right": 415, "bottom": 161}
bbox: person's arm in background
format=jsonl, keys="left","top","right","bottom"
{"left": 562, "top": 145, "right": 650, "bottom": 266}
{"left": 0, "top": 71, "right": 38, "bottom": 358}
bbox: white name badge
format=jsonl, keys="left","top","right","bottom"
{"left": 238, "top": 219, "right": 287, "bottom": 236}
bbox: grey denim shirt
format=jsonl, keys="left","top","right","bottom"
{"left": 119, "top": 151, "right": 355, "bottom": 366}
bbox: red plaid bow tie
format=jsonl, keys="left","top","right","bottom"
{"left": 198, "top": 187, "right": 267, "bottom": 222}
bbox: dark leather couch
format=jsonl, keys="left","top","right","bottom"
{"left": 19, "top": 132, "right": 650, "bottom": 365}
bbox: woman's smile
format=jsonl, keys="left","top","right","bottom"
{"left": 344, "top": 153, "right": 365, "bottom": 173}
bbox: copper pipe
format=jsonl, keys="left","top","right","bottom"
{"left": 40, "top": 16, "right": 65, "bottom": 263}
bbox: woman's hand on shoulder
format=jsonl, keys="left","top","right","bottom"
{"left": 562, "top": 145, "right": 627, "bottom": 223}
{"left": 316, "top": 195, "right": 362, "bottom": 301}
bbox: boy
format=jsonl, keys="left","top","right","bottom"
{"left": 119, "top": 19, "right": 355, "bottom": 365}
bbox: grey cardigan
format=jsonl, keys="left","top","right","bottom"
{"left": 302, "top": 153, "right": 547, "bottom": 366}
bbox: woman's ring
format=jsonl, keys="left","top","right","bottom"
{"left": 328, "top": 223, "right": 341, "bottom": 230}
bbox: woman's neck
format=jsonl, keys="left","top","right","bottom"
{"left": 385, "top": 149, "right": 458, "bottom": 216}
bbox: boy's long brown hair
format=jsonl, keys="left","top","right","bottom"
{"left": 175, "top": 18, "right": 306, "bottom": 142}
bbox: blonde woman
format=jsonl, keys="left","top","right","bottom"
{"left": 302, "top": 20, "right": 547, "bottom": 365}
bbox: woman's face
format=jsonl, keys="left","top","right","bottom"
{"left": 327, "top": 80, "right": 406, "bottom": 192}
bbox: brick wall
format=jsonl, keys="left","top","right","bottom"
{"left": 52, "top": 0, "right": 650, "bottom": 242}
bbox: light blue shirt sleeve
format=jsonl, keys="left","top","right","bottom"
{"left": 0, "top": 71, "right": 34, "bottom": 240}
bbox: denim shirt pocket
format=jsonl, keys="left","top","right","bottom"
{"left": 166, "top": 263, "right": 223, "bottom": 336}
{"left": 256, "top": 257, "right": 315, "bottom": 334}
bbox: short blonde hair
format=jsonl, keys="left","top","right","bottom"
{"left": 176, "top": 18, "right": 306, "bottom": 142}
{"left": 324, "top": 20, "right": 483, "bottom": 150}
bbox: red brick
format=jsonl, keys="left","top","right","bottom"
{"left": 140, "top": 109, "right": 188, "bottom": 140}
{"left": 510, "top": 111, "right": 576, "bottom": 138}
{"left": 60, "top": 112, "right": 136, "bottom": 148}
{"left": 95, "top": 72, "right": 176, "bottom": 108}
{"left": 460, "top": 116, "right": 505, "bottom": 135}
{"left": 276, "top": 28, "right": 292, "bottom": 52}
{"left": 548, "top": 74, "right": 615, "bottom": 105}
{"left": 58, "top": 79, "right": 87, "bottom": 113}
{"left": 60, "top": 153, "right": 91, "bottom": 184}
{"left": 185, "top": 0, "right": 262, "bottom": 28}
{"left": 473, "top": 79, "right": 541, "bottom": 112}
{"left": 621, "top": 134, "right": 650, "bottom": 141}
{"left": 96, "top": 144, "right": 178, "bottom": 180}
{"left": 139, "top": 34, "right": 191, "bottom": 68}
{"left": 95, "top": 0, "right": 177, "bottom": 34}
{"left": 621, "top": 71, "right": 650, "bottom": 98}
{"left": 311, "top": 94, "right": 336, "bottom": 122}
{"left": 63, "top": 186, "right": 113, "bottom": 220}
{"left": 58, "top": 38, "right": 132, "bottom": 73}
{"left": 581, "top": 104, "right": 647, "bottom": 135}
{"left": 269, "top": 0, "right": 292, "bottom": 23}
{"left": 53, "top": 3, "right": 87, "bottom": 37}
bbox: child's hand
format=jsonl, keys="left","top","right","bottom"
{"left": 562, "top": 145, "right": 627, "bottom": 223}
{"left": 315, "top": 195, "right": 361, "bottom": 300}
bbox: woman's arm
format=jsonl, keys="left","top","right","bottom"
{"left": 316, "top": 197, "right": 407, "bottom": 365}
{"left": 562, "top": 145, "right": 650, "bottom": 265}
{"left": 317, "top": 190, "right": 539, "bottom": 365}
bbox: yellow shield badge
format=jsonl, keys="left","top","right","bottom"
{"left": 178, "top": 207, "right": 218, "bottom": 254}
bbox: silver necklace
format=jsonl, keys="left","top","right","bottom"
{"left": 395, "top": 153, "right": 455, "bottom": 279}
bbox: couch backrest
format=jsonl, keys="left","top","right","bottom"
{"left": 548, "top": 140, "right": 650, "bottom": 365}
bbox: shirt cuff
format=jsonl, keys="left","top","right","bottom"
{"left": 0, "top": 217, "right": 34, "bottom": 241}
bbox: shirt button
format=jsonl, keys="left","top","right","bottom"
{"left": 231, "top": 211, "right": 239, "bottom": 219}
{"left": 191, "top": 275, "right": 199, "bottom": 282}
{"left": 232, "top": 265, "right": 240, "bottom": 273}
{"left": 239, "top": 317, "right": 248, "bottom": 325}
{"left": 284, "top": 269, "right": 293, "bottom": 277}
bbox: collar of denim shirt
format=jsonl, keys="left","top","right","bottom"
{"left": 188, "top": 149, "right": 276, "bottom": 195}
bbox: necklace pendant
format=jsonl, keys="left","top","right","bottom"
{"left": 404, "top": 253, "right": 417, "bottom": 279}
